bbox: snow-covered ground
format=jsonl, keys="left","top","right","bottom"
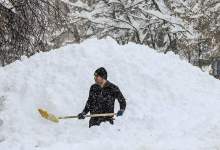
{"left": 0, "top": 38, "right": 220, "bottom": 150}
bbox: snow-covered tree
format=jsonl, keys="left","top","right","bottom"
{"left": 0, "top": 0, "right": 219, "bottom": 72}
{"left": 0, "top": 0, "right": 68, "bottom": 65}
{"left": 62, "top": 0, "right": 188, "bottom": 52}
{"left": 165, "top": 0, "right": 220, "bottom": 66}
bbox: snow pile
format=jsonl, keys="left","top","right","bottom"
{"left": 0, "top": 38, "right": 220, "bottom": 150}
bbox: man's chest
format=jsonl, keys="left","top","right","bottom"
{"left": 93, "top": 88, "right": 115, "bottom": 100}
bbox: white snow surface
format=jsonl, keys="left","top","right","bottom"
{"left": 0, "top": 38, "right": 220, "bottom": 150}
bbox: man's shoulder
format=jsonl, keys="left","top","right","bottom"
{"left": 89, "top": 81, "right": 119, "bottom": 90}
{"left": 90, "top": 83, "right": 100, "bottom": 89}
{"left": 107, "top": 81, "right": 119, "bottom": 89}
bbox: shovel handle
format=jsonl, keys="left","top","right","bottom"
{"left": 58, "top": 113, "right": 116, "bottom": 119}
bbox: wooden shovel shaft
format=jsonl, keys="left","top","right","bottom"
{"left": 58, "top": 113, "right": 116, "bottom": 119}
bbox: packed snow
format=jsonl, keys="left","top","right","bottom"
{"left": 0, "top": 38, "right": 220, "bottom": 150}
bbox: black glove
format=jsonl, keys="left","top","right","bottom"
{"left": 77, "top": 112, "right": 86, "bottom": 119}
{"left": 117, "top": 110, "right": 124, "bottom": 117}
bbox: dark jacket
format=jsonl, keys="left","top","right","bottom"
{"left": 82, "top": 81, "right": 126, "bottom": 127}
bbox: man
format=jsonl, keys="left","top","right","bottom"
{"left": 78, "top": 67, "right": 126, "bottom": 127}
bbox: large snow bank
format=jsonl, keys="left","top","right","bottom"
{"left": 0, "top": 38, "right": 220, "bottom": 150}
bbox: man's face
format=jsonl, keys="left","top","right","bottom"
{"left": 94, "top": 75, "right": 104, "bottom": 85}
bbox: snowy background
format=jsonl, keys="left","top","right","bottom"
{"left": 0, "top": 38, "right": 220, "bottom": 150}
{"left": 1, "top": 0, "right": 219, "bottom": 70}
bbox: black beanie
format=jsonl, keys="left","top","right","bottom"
{"left": 94, "top": 67, "right": 107, "bottom": 80}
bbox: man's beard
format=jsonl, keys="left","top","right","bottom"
{"left": 95, "top": 79, "right": 103, "bottom": 86}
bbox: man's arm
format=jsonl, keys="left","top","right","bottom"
{"left": 115, "top": 86, "right": 126, "bottom": 112}
{"left": 82, "top": 86, "right": 93, "bottom": 114}
{"left": 78, "top": 86, "right": 94, "bottom": 119}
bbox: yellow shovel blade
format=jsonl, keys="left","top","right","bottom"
{"left": 38, "top": 109, "right": 59, "bottom": 123}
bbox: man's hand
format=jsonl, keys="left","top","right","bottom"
{"left": 77, "top": 112, "right": 86, "bottom": 119}
{"left": 117, "top": 110, "right": 124, "bottom": 117}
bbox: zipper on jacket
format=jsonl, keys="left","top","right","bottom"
{"left": 100, "top": 89, "right": 103, "bottom": 96}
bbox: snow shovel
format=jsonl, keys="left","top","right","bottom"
{"left": 38, "top": 108, "right": 116, "bottom": 123}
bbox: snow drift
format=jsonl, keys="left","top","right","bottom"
{"left": 0, "top": 38, "right": 220, "bottom": 150}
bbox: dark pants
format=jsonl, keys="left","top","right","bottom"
{"left": 89, "top": 117, "right": 114, "bottom": 128}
